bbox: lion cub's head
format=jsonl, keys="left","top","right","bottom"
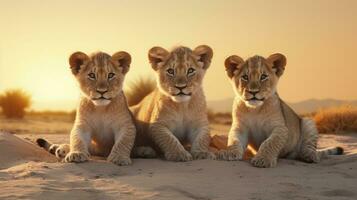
{"left": 148, "top": 45, "right": 213, "bottom": 103}
{"left": 69, "top": 51, "right": 131, "bottom": 106}
{"left": 224, "top": 53, "right": 286, "bottom": 108}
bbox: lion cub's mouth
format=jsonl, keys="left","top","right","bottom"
{"left": 91, "top": 97, "right": 112, "bottom": 106}
{"left": 92, "top": 97, "right": 112, "bottom": 100}
{"left": 243, "top": 96, "right": 266, "bottom": 108}
{"left": 248, "top": 97, "right": 265, "bottom": 101}
{"left": 175, "top": 91, "right": 192, "bottom": 96}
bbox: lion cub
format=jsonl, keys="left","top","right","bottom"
{"left": 219, "top": 53, "right": 343, "bottom": 167}
{"left": 37, "top": 51, "right": 135, "bottom": 166}
{"left": 131, "top": 45, "right": 215, "bottom": 161}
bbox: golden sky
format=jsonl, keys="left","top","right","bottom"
{"left": 0, "top": 0, "right": 356, "bottom": 110}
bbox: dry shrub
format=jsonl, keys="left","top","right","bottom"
{"left": 0, "top": 89, "right": 31, "bottom": 118}
{"left": 314, "top": 106, "right": 357, "bottom": 133}
{"left": 124, "top": 77, "right": 156, "bottom": 107}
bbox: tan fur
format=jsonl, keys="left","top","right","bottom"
{"left": 131, "top": 45, "right": 215, "bottom": 161}
{"left": 39, "top": 51, "right": 136, "bottom": 166}
{"left": 219, "top": 54, "right": 343, "bottom": 167}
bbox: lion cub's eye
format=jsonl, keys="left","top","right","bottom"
{"left": 88, "top": 73, "right": 96, "bottom": 80}
{"left": 241, "top": 75, "right": 249, "bottom": 81}
{"left": 166, "top": 68, "right": 175, "bottom": 76}
{"left": 187, "top": 68, "right": 196, "bottom": 76}
{"left": 108, "top": 72, "right": 115, "bottom": 80}
{"left": 260, "top": 74, "right": 268, "bottom": 81}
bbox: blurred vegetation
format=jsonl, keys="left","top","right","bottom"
{"left": 0, "top": 89, "right": 31, "bottom": 118}
{"left": 314, "top": 106, "right": 357, "bottom": 134}
{"left": 124, "top": 77, "right": 156, "bottom": 107}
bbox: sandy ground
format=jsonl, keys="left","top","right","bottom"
{"left": 0, "top": 116, "right": 357, "bottom": 200}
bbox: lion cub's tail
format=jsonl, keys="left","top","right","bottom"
{"left": 36, "top": 138, "right": 54, "bottom": 153}
{"left": 36, "top": 138, "right": 69, "bottom": 159}
{"left": 318, "top": 146, "right": 344, "bottom": 158}
{"left": 124, "top": 77, "right": 156, "bottom": 107}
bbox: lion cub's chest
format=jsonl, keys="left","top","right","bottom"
{"left": 88, "top": 114, "right": 116, "bottom": 145}
{"left": 169, "top": 111, "right": 198, "bottom": 141}
{"left": 241, "top": 113, "right": 271, "bottom": 147}
{"left": 170, "top": 116, "right": 190, "bottom": 141}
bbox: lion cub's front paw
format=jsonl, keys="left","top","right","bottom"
{"left": 251, "top": 155, "right": 277, "bottom": 168}
{"left": 191, "top": 151, "right": 216, "bottom": 160}
{"left": 107, "top": 154, "right": 132, "bottom": 166}
{"left": 300, "top": 152, "right": 320, "bottom": 163}
{"left": 64, "top": 151, "right": 89, "bottom": 163}
{"left": 217, "top": 148, "right": 243, "bottom": 161}
{"left": 165, "top": 150, "right": 193, "bottom": 162}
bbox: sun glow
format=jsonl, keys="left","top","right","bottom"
{"left": 1, "top": 0, "right": 357, "bottom": 111}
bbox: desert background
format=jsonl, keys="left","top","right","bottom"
{"left": 1, "top": 0, "right": 357, "bottom": 199}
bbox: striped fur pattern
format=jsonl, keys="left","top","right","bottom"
{"left": 37, "top": 51, "right": 136, "bottom": 166}
{"left": 219, "top": 54, "right": 343, "bottom": 167}
{"left": 131, "top": 45, "right": 215, "bottom": 161}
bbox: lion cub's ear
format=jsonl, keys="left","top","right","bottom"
{"left": 112, "top": 51, "right": 132, "bottom": 74}
{"left": 267, "top": 53, "right": 286, "bottom": 77}
{"left": 224, "top": 55, "right": 244, "bottom": 78}
{"left": 69, "top": 52, "right": 89, "bottom": 75}
{"left": 148, "top": 47, "right": 169, "bottom": 71}
{"left": 193, "top": 45, "right": 213, "bottom": 70}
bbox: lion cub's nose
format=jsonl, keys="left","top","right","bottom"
{"left": 96, "top": 89, "right": 108, "bottom": 95}
{"left": 175, "top": 85, "right": 187, "bottom": 90}
{"left": 248, "top": 90, "right": 259, "bottom": 96}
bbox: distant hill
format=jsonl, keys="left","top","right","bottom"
{"left": 208, "top": 98, "right": 357, "bottom": 114}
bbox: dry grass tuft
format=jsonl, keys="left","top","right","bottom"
{"left": 124, "top": 77, "right": 156, "bottom": 107}
{"left": 313, "top": 106, "right": 357, "bottom": 134}
{"left": 0, "top": 89, "right": 31, "bottom": 118}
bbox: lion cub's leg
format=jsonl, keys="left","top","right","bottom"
{"left": 299, "top": 118, "right": 344, "bottom": 163}
{"left": 251, "top": 126, "right": 288, "bottom": 168}
{"left": 64, "top": 128, "right": 91, "bottom": 163}
{"left": 217, "top": 126, "right": 247, "bottom": 161}
{"left": 189, "top": 127, "right": 216, "bottom": 160}
{"left": 107, "top": 124, "right": 136, "bottom": 166}
{"left": 298, "top": 118, "right": 323, "bottom": 163}
{"left": 150, "top": 124, "right": 192, "bottom": 162}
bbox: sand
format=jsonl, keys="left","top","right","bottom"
{"left": 0, "top": 130, "right": 356, "bottom": 200}
{"left": 0, "top": 132, "right": 57, "bottom": 169}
